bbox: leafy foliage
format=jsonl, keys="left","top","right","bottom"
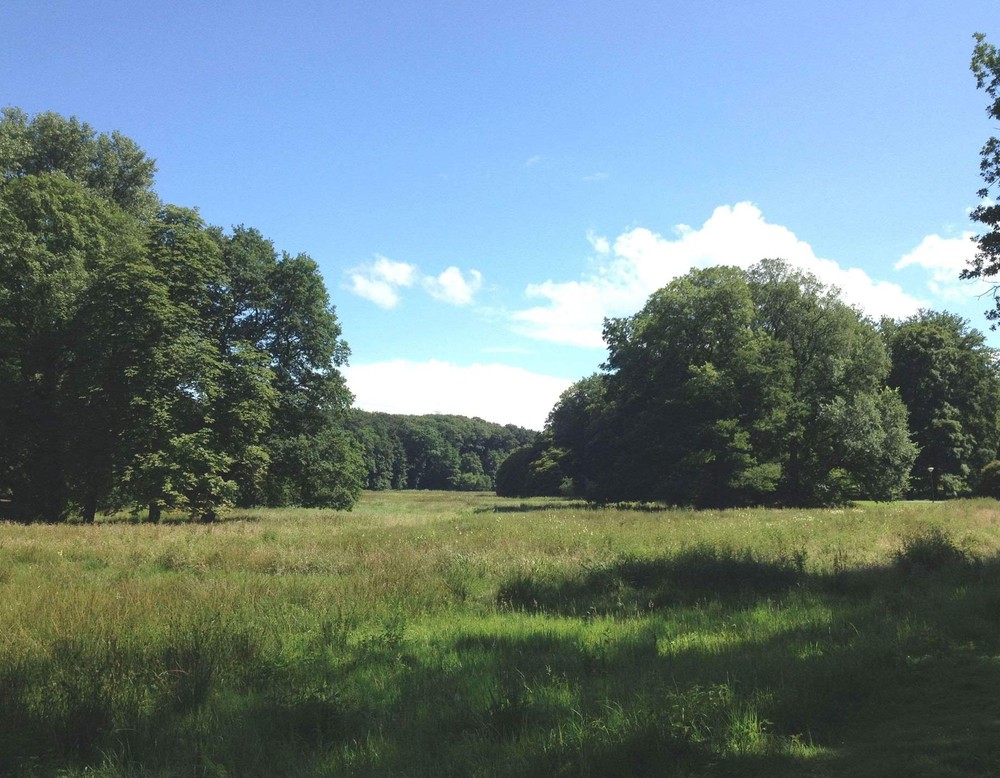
{"left": 0, "top": 107, "right": 158, "bottom": 220}
{"left": 965, "top": 33, "right": 1000, "bottom": 321}
{"left": 894, "top": 527, "right": 970, "bottom": 574}
{"left": 350, "top": 411, "right": 536, "bottom": 492}
{"left": 505, "top": 261, "right": 918, "bottom": 506}
{"left": 978, "top": 460, "right": 1000, "bottom": 499}
{"left": 0, "top": 109, "right": 360, "bottom": 521}
{"left": 883, "top": 311, "right": 1000, "bottom": 497}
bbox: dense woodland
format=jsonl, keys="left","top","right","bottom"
{"left": 349, "top": 411, "right": 535, "bottom": 491}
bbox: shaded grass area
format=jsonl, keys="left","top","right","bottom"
{"left": 1, "top": 495, "right": 999, "bottom": 775}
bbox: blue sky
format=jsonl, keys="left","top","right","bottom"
{"left": 4, "top": 1, "right": 1000, "bottom": 428}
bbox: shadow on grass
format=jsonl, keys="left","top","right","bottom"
{"left": 497, "top": 546, "right": 808, "bottom": 614}
{"left": 477, "top": 501, "right": 595, "bottom": 514}
{"left": 312, "top": 535, "right": 998, "bottom": 776}
{"left": 478, "top": 500, "right": 677, "bottom": 515}
{"left": 5, "top": 533, "right": 1000, "bottom": 777}
{"left": 87, "top": 509, "right": 264, "bottom": 526}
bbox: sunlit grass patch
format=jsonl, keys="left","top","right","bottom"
{"left": 2, "top": 493, "right": 1000, "bottom": 775}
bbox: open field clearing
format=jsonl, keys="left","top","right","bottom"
{"left": 3, "top": 492, "right": 1000, "bottom": 776}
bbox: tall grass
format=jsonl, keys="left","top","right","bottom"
{"left": 2, "top": 494, "right": 999, "bottom": 775}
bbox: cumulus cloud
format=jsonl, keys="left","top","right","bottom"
{"left": 347, "top": 257, "right": 483, "bottom": 308}
{"left": 895, "top": 232, "right": 984, "bottom": 302}
{"left": 423, "top": 267, "right": 483, "bottom": 306}
{"left": 347, "top": 256, "right": 417, "bottom": 309}
{"left": 513, "top": 202, "right": 926, "bottom": 347}
{"left": 343, "top": 360, "right": 573, "bottom": 430}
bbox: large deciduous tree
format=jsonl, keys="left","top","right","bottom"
{"left": 125, "top": 206, "right": 277, "bottom": 521}
{"left": 0, "top": 109, "right": 360, "bottom": 521}
{"left": 211, "top": 225, "right": 361, "bottom": 509}
{"left": 0, "top": 107, "right": 158, "bottom": 220}
{"left": 0, "top": 171, "right": 162, "bottom": 521}
{"left": 507, "top": 260, "right": 917, "bottom": 507}
{"left": 883, "top": 311, "right": 1000, "bottom": 497}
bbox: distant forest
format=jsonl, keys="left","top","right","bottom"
{"left": 349, "top": 412, "right": 535, "bottom": 492}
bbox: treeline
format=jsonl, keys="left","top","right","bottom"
{"left": 0, "top": 109, "right": 362, "bottom": 522}
{"left": 349, "top": 412, "right": 535, "bottom": 491}
{"left": 499, "top": 260, "right": 1000, "bottom": 506}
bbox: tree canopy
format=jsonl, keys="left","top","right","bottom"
{"left": 349, "top": 412, "right": 536, "bottom": 492}
{"left": 883, "top": 311, "right": 1000, "bottom": 497}
{"left": 0, "top": 109, "right": 360, "bottom": 521}
{"left": 500, "top": 261, "right": 921, "bottom": 507}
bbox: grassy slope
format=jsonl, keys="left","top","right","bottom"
{"left": 1, "top": 493, "right": 999, "bottom": 776}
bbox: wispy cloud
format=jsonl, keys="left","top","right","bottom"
{"left": 582, "top": 171, "right": 609, "bottom": 182}
{"left": 524, "top": 155, "right": 544, "bottom": 167}
{"left": 512, "top": 202, "right": 927, "bottom": 348}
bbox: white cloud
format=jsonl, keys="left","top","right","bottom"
{"left": 895, "top": 232, "right": 985, "bottom": 302}
{"left": 513, "top": 202, "right": 926, "bottom": 347}
{"left": 516, "top": 280, "right": 611, "bottom": 348}
{"left": 373, "top": 256, "right": 417, "bottom": 286}
{"left": 586, "top": 230, "right": 611, "bottom": 255}
{"left": 423, "top": 266, "right": 483, "bottom": 306}
{"left": 583, "top": 171, "right": 609, "bottom": 182}
{"left": 347, "top": 257, "right": 483, "bottom": 308}
{"left": 343, "top": 360, "right": 573, "bottom": 430}
{"left": 347, "top": 255, "right": 417, "bottom": 309}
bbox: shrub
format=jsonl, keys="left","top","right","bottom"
{"left": 494, "top": 444, "right": 567, "bottom": 497}
{"left": 894, "top": 527, "right": 968, "bottom": 574}
{"left": 977, "top": 460, "right": 1000, "bottom": 499}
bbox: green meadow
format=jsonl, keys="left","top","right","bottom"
{"left": 3, "top": 492, "right": 1000, "bottom": 776}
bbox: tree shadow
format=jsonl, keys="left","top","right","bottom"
{"left": 88, "top": 509, "right": 264, "bottom": 526}
{"left": 497, "top": 546, "right": 808, "bottom": 614}
{"left": 477, "top": 500, "right": 676, "bottom": 515}
{"left": 476, "top": 501, "right": 595, "bottom": 514}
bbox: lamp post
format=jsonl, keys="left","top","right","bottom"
{"left": 928, "top": 466, "right": 936, "bottom": 502}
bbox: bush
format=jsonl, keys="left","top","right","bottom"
{"left": 494, "top": 444, "right": 567, "bottom": 497}
{"left": 450, "top": 472, "right": 493, "bottom": 492}
{"left": 494, "top": 446, "right": 537, "bottom": 497}
{"left": 894, "top": 527, "right": 969, "bottom": 574}
{"left": 977, "top": 460, "right": 1000, "bottom": 499}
